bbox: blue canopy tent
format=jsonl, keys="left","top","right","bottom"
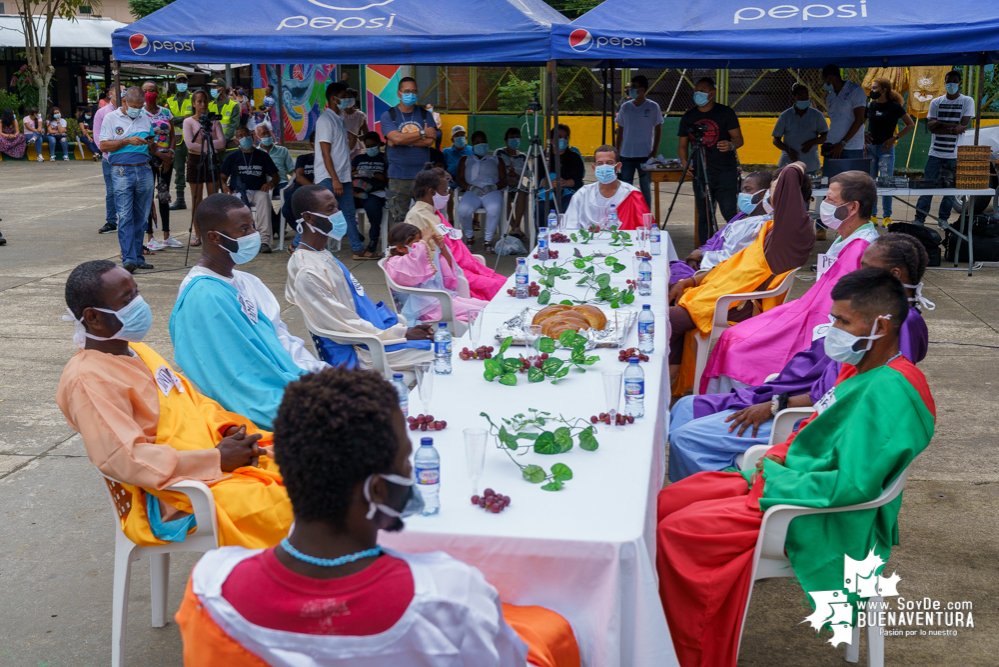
{"left": 111, "top": 0, "right": 566, "bottom": 64}
{"left": 550, "top": 0, "right": 999, "bottom": 68}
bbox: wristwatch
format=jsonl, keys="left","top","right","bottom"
{"left": 419, "top": 128, "right": 426, "bottom": 138}
{"left": 770, "top": 392, "right": 789, "bottom": 416}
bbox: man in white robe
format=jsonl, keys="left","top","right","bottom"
{"left": 563, "top": 145, "right": 650, "bottom": 231}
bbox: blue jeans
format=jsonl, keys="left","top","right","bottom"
{"left": 316, "top": 178, "right": 362, "bottom": 252}
{"left": 101, "top": 158, "right": 119, "bottom": 225}
{"left": 867, "top": 144, "right": 895, "bottom": 217}
{"left": 358, "top": 195, "right": 385, "bottom": 250}
{"left": 25, "top": 132, "right": 43, "bottom": 157}
{"left": 80, "top": 135, "right": 100, "bottom": 155}
{"left": 914, "top": 155, "right": 957, "bottom": 225}
{"left": 46, "top": 135, "right": 69, "bottom": 159}
{"left": 619, "top": 156, "right": 652, "bottom": 207}
{"left": 110, "top": 164, "right": 154, "bottom": 266}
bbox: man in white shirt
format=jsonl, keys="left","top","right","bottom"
{"left": 772, "top": 84, "right": 828, "bottom": 174}
{"left": 914, "top": 69, "right": 976, "bottom": 226}
{"left": 314, "top": 81, "right": 367, "bottom": 259}
{"left": 821, "top": 64, "right": 867, "bottom": 160}
{"left": 615, "top": 75, "right": 662, "bottom": 207}
{"left": 563, "top": 145, "right": 650, "bottom": 231}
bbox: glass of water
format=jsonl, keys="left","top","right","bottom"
{"left": 602, "top": 370, "right": 622, "bottom": 420}
{"left": 525, "top": 324, "right": 542, "bottom": 362}
{"left": 414, "top": 360, "right": 434, "bottom": 414}
{"left": 468, "top": 309, "right": 484, "bottom": 348}
{"left": 463, "top": 428, "right": 488, "bottom": 495}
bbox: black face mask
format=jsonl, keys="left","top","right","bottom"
{"left": 364, "top": 472, "right": 423, "bottom": 533}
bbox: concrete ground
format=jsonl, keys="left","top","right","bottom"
{"left": 0, "top": 160, "right": 996, "bottom": 666}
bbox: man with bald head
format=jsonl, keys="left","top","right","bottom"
{"left": 99, "top": 86, "right": 156, "bottom": 273}
{"left": 170, "top": 194, "right": 327, "bottom": 431}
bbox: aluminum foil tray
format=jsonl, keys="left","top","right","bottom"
{"left": 495, "top": 306, "right": 638, "bottom": 348}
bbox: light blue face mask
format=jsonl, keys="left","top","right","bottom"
{"left": 473, "top": 143, "right": 489, "bottom": 157}
{"left": 210, "top": 88, "right": 220, "bottom": 99}
{"left": 260, "top": 137, "right": 274, "bottom": 147}
{"left": 693, "top": 91, "right": 709, "bottom": 106}
{"left": 945, "top": 82, "right": 960, "bottom": 95}
{"left": 558, "top": 138, "right": 568, "bottom": 151}
{"left": 176, "top": 83, "right": 188, "bottom": 93}
{"left": 126, "top": 105, "right": 141, "bottom": 119}
{"left": 401, "top": 92, "right": 419, "bottom": 106}
{"left": 507, "top": 138, "right": 521, "bottom": 150}
{"left": 71, "top": 295, "right": 153, "bottom": 345}
{"left": 53, "top": 113, "right": 61, "bottom": 119}
{"left": 365, "top": 146, "right": 380, "bottom": 157}
{"left": 338, "top": 98, "right": 353, "bottom": 110}
{"left": 218, "top": 231, "right": 261, "bottom": 264}
{"left": 823, "top": 82, "right": 835, "bottom": 93}
{"left": 594, "top": 164, "right": 617, "bottom": 184}
{"left": 629, "top": 88, "right": 638, "bottom": 100}
{"left": 823, "top": 314, "right": 889, "bottom": 365}
{"left": 737, "top": 189, "right": 765, "bottom": 214}
{"left": 453, "top": 136, "right": 467, "bottom": 149}
{"left": 238, "top": 136, "right": 254, "bottom": 150}
{"left": 301, "top": 210, "right": 347, "bottom": 241}
{"left": 795, "top": 100, "right": 811, "bottom": 110}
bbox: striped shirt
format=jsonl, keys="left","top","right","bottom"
{"left": 928, "top": 95, "right": 975, "bottom": 159}
{"left": 99, "top": 108, "right": 153, "bottom": 166}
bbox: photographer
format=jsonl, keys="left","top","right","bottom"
{"left": 182, "top": 90, "right": 226, "bottom": 246}
{"left": 678, "top": 77, "right": 743, "bottom": 242}
{"left": 221, "top": 126, "right": 280, "bottom": 254}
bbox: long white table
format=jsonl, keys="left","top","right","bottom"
{"left": 380, "top": 233, "right": 679, "bottom": 667}
{"left": 812, "top": 186, "right": 997, "bottom": 275}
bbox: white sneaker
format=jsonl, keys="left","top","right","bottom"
{"left": 145, "top": 239, "right": 165, "bottom": 252}
{"left": 36, "top": 155, "right": 44, "bottom": 162}
{"left": 49, "top": 157, "right": 55, "bottom": 161}
{"left": 63, "top": 155, "right": 69, "bottom": 161}
{"left": 162, "top": 236, "right": 184, "bottom": 248}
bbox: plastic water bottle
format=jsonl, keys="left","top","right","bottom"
{"left": 392, "top": 373, "right": 408, "bottom": 419}
{"left": 638, "top": 257, "right": 652, "bottom": 296}
{"left": 638, "top": 304, "right": 655, "bottom": 354}
{"left": 608, "top": 204, "right": 619, "bottom": 229}
{"left": 538, "top": 225, "right": 550, "bottom": 261}
{"left": 414, "top": 436, "right": 440, "bottom": 515}
{"left": 434, "top": 322, "right": 452, "bottom": 375}
{"left": 515, "top": 257, "right": 529, "bottom": 299}
{"left": 649, "top": 224, "right": 661, "bottom": 256}
{"left": 623, "top": 357, "right": 645, "bottom": 418}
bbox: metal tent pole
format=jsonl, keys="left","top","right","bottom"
{"left": 602, "top": 67, "right": 608, "bottom": 145}
{"left": 610, "top": 60, "right": 616, "bottom": 140}
{"left": 276, "top": 64, "right": 285, "bottom": 145}
{"left": 974, "top": 59, "right": 984, "bottom": 145}
{"left": 225, "top": 64, "right": 232, "bottom": 89}
{"left": 112, "top": 59, "right": 120, "bottom": 104}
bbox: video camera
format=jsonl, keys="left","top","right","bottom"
{"left": 689, "top": 120, "right": 711, "bottom": 146}
{"left": 198, "top": 111, "right": 222, "bottom": 131}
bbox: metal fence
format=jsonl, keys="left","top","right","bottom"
{"left": 417, "top": 65, "right": 998, "bottom": 118}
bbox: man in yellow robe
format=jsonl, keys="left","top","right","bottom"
{"left": 56, "top": 260, "right": 293, "bottom": 548}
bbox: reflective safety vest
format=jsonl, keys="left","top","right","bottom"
{"left": 209, "top": 98, "right": 239, "bottom": 132}
{"left": 167, "top": 94, "right": 193, "bottom": 135}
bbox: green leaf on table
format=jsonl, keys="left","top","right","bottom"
{"left": 551, "top": 462, "right": 573, "bottom": 482}
{"left": 553, "top": 427, "right": 573, "bottom": 453}
{"left": 571, "top": 346, "right": 586, "bottom": 363}
{"left": 604, "top": 256, "right": 618, "bottom": 266}
{"left": 573, "top": 247, "right": 583, "bottom": 258}
{"left": 560, "top": 299, "right": 574, "bottom": 305}
{"left": 558, "top": 330, "right": 578, "bottom": 347}
{"left": 484, "top": 369, "right": 499, "bottom": 382}
{"left": 579, "top": 426, "right": 599, "bottom": 451}
{"left": 542, "top": 357, "right": 565, "bottom": 374}
{"left": 610, "top": 300, "right": 620, "bottom": 309}
{"left": 596, "top": 274, "right": 612, "bottom": 289}
{"left": 484, "top": 358, "right": 502, "bottom": 376}
{"left": 570, "top": 233, "right": 578, "bottom": 243}
{"left": 612, "top": 263, "right": 627, "bottom": 273}
{"left": 517, "top": 432, "right": 539, "bottom": 441}
{"left": 528, "top": 367, "right": 545, "bottom": 383}
{"left": 498, "top": 426, "right": 518, "bottom": 451}
{"left": 479, "top": 412, "right": 497, "bottom": 429}
{"left": 583, "top": 355, "right": 601, "bottom": 365}
{"left": 535, "top": 265, "right": 549, "bottom": 276}
{"left": 573, "top": 258, "right": 586, "bottom": 269}
{"left": 584, "top": 265, "right": 596, "bottom": 274}
{"left": 533, "top": 431, "right": 558, "bottom": 454}
{"left": 537, "top": 289, "right": 551, "bottom": 305}
{"left": 540, "top": 276, "right": 555, "bottom": 288}
{"left": 503, "top": 358, "right": 523, "bottom": 373}
{"left": 522, "top": 465, "right": 547, "bottom": 483}
{"left": 499, "top": 372, "right": 519, "bottom": 386}
{"left": 576, "top": 276, "right": 590, "bottom": 286}
{"left": 539, "top": 337, "right": 556, "bottom": 354}
{"left": 499, "top": 336, "right": 513, "bottom": 355}
{"left": 541, "top": 480, "right": 564, "bottom": 491}
{"left": 553, "top": 366, "right": 570, "bottom": 379}
{"left": 623, "top": 292, "right": 635, "bottom": 304}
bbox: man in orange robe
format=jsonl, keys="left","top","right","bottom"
{"left": 56, "top": 260, "right": 292, "bottom": 548}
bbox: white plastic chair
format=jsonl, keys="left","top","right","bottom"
{"left": 692, "top": 270, "right": 799, "bottom": 395}
{"left": 97, "top": 469, "right": 219, "bottom": 667}
{"left": 377, "top": 257, "right": 468, "bottom": 337}
{"left": 277, "top": 186, "right": 288, "bottom": 251}
{"left": 299, "top": 307, "right": 410, "bottom": 383}
{"left": 734, "top": 407, "right": 905, "bottom": 667}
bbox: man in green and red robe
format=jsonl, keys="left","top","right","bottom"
{"left": 656, "top": 267, "right": 936, "bottom": 667}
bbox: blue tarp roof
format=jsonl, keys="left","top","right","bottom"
{"left": 551, "top": 0, "right": 999, "bottom": 68}
{"left": 112, "top": 0, "right": 567, "bottom": 65}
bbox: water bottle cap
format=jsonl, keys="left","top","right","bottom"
{"left": 540, "top": 226, "right": 548, "bottom": 232}
{"left": 643, "top": 304, "right": 651, "bottom": 310}
{"left": 393, "top": 373, "right": 403, "bottom": 379}
{"left": 518, "top": 258, "right": 526, "bottom": 264}
{"left": 438, "top": 322, "right": 447, "bottom": 329}
{"left": 629, "top": 357, "right": 639, "bottom": 363}
{"left": 420, "top": 437, "right": 434, "bottom": 446}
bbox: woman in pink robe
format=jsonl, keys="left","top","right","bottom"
{"left": 384, "top": 224, "right": 488, "bottom": 325}
{"left": 403, "top": 168, "right": 507, "bottom": 301}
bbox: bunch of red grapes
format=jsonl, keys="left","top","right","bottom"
{"left": 635, "top": 250, "right": 651, "bottom": 259}
{"left": 618, "top": 347, "right": 650, "bottom": 362}
{"left": 460, "top": 345, "right": 494, "bottom": 361}
{"left": 590, "top": 412, "right": 636, "bottom": 426}
{"left": 471, "top": 488, "right": 511, "bottom": 514}
{"left": 507, "top": 281, "right": 542, "bottom": 297}
{"left": 516, "top": 353, "right": 550, "bottom": 372}
{"left": 624, "top": 279, "right": 638, "bottom": 291}
{"left": 550, "top": 232, "right": 570, "bottom": 243}
{"left": 407, "top": 414, "right": 447, "bottom": 431}
{"left": 533, "top": 250, "right": 560, "bottom": 259}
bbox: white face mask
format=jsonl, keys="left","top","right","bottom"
{"left": 363, "top": 472, "right": 423, "bottom": 520}
{"left": 819, "top": 200, "right": 849, "bottom": 230}
{"left": 903, "top": 282, "right": 936, "bottom": 311}
{"left": 761, "top": 190, "right": 773, "bottom": 215}
{"left": 823, "top": 314, "right": 890, "bottom": 365}
{"left": 432, "top": 190, "right": 450, "bottom": 211}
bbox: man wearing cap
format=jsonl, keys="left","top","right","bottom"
{"left": 379, "top": 77, "right": 437, "bottom": 227}
{"left": 208, "top": 77, "right": 241, "bottom": 156}
{"left": 167, "top": 74, "right": 194, "bottom": 210}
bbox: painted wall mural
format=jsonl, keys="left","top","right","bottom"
{"left": 365, "top": 65, "right": 402, "bottom": 138}
{"left": 253, "top": 64, "right": 336, "bottom": 142}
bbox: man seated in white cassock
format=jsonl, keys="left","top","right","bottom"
{"left": 562, "top": 145, "right": 650, "bottom": 231}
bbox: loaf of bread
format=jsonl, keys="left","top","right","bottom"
{"left": 574, "top": 305, "right": 608, "bottom": 330}
{"left": 541, "top": 312, "right": 591, "bottom": 338}
{"left": 533, "top": 304, "right": 607, "bottom": 339}
{"left": 531, "top": 304, "right": 573, "bottom": 326}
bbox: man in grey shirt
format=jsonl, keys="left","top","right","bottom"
{"left": 772, "top": 84, "right": 828, "bottom": 174}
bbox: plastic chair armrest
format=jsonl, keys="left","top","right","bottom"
{"left": 165, "top": 479, "right": 219, "bottom": 539}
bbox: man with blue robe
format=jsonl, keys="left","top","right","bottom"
{"left": 284, "top": 185, "right": 434, "bottom": 372}
{"left": 170, "top": 194, "right": 327, "bottom": 431}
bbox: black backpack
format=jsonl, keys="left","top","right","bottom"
{"left": 887, "top": 222, "right": 942, "bottom": 267}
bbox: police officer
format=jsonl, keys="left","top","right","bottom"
{"left": 167, "top": 73, "right": 193, "bottom": 210}
{"left": 207, "top": 77, "right": 241, "bottom": 158}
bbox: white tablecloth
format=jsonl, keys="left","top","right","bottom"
{"left": 380, "top": 234, "right": 679, "bottom": 667}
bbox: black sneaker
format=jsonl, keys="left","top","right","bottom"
{"left": 135, "top": 261, "right": 155, "bottom": 270}
{"left": 0, "top": 231, "right": 6, "bottom": 246}
{"left": 99, "top": 222, "right": 118, "bottom": 234}
{"left": 260, "top": 243, "right": 272, "bottom": 254}
{"left": 123, "top": 261, "right": 137, "bottom": 273}
{"left": 169, "top": 199, "right": 187, "bottom": 211}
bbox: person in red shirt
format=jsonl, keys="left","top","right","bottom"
{"left": 177, "top": 367, "right": 581, "bottom": 667}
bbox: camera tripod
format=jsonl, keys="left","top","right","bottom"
{"left": 183, "top": 117, "right": 224, "bottom": 266}
{"left": 661, "top": 136, "right": 720, "bottom": 241}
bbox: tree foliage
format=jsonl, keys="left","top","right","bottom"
{"left": 128, "top": 0, "right": 176, "bottom": 19}
{"left": 542, "top": 0, "right": 603, "bottom": 18}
